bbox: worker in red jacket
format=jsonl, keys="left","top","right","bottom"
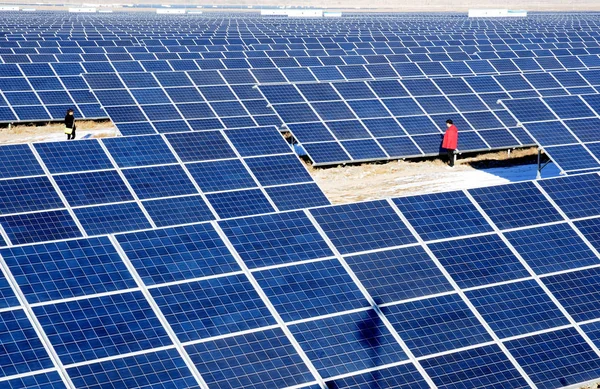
{"left": 442, "top": 119, "right": 458, "bottom": 167}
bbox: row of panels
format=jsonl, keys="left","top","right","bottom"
{"left": 3, "top": 53, "right": 600, "bottom": 80}
{"left": 2, "top": 42, "right": 600, "bottom": 59}
{"left": 2, "top": 172, "right": 600, "bottom": 388}
{"left": 0, "top": 127, "right": 329, "bottom": 246}
{"left": 1, "top": 49, "right": 599, "bottom": 71}
{"left": 4, "top": 53, "right": 599, "bottom": 124}
{"left": 3, "top": 38, "right": 600, "bottom": 52}
{"left": 503, "top": 93, "right": 600, "bottom": 174}
{"left": 258, "top": 69, "right": 600, "bottom": 165}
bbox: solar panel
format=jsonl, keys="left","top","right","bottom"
{"left": 505, "top": 327, "right": 600, "bottom": 388}
{"left": 151, "top": 273, "right": 275, "bottom": 341}
{"left": 1, "top": 237, "right": 135, "bottom": 303}
{"left": 185, "top": 328, "right": 314, "bottom": 389}
{"left": 421, "top": 344, "right": 529, "bottom": 389}
{"left": 67, "top": 349, "right": 198, "bottom": 389}
{"left": 468, "top": 181, "right": 563, "bottom": 229}
{"left": 501, "top": 95, "right": 600, "bottom": 173}
{"left": 34, "top": 291, "right": 172, "bottom": 365}
{"left": 310, "top": 200, "right": 416, "bottom": 255}
{"left": 393, "top": 190, "right": 493, "bottom": 240}
{"left": 255, "top": 258, "right": 368, "bottom": 321}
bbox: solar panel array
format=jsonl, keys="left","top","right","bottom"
{"left": 502, "top": 92, "right": 600, "bottom": 174}
{"left": 0, "top": 126, "right": 329, "bottom": 246}
{"left": 2, "top": 12, "right": 600, "bottom": 389}
{"left": 3, "top": 164, "right": 600, "bottom": 388}
{"left": 4, "top": 12, "right": 600, "bottom": 165}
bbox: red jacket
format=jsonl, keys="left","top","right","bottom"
{"left": 442, "top": 124, "right": 458, "bottom": 150}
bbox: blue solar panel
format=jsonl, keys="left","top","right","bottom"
{"left": 341, "top": 139, "right": 388, "bottom": 160}
{"left": 102, "top": 135, "right": 177, "bottom": 167}
{"left": 84, "top": 73, "right": 124, "bottom": 90}
{"left": 165, "top": 131, "right": 236, "bottom": 162}
{"left": 220, "top": 210, "right": 332, "bottom": 268}
{"left": 112, "top": 122, "right": 156, "bottom": 136}
{"left": 75, "top": 202, "right": 151, "bottom": 235}
{"left": 396, "top": 116, "right": 439, "bottom": 135}
{"left": 505, "top": 327, "right": 600, "bottom": 388}
{"left": 151, "top": 274, "right": 274, "bottom": 341}
{"left": 289, "top": 309, "right": 407, "bottom": 378}
{"left": 105, "top": 106, "right": 148, "bottom": 124}
{"left": 185, "top": 159, "right": 255, "bottom": 192}
{"left": 383, "top": 97, "right": 423, "bottom": 116}
{"left": 326, "top": 120, "right": 370, "bottom": 140}
{"left": 340, "top": 236, "right": 445, "bottom": 302}
{"left": 324, "top": 363, "right": 428, "bottom": 389}
{"left": 264, "top": 183, "right": 330, "bottom": 211}
{"left": 506, "top": 223, "right": 599, "bottom": 275}
{"left": 245, "top": 154, "right": 312, "bottom": 186}
{"left": 0, "top": 270, "right": 17, "bottom": 309}
{"left": 539, "top": 174, "right": 600, "bottom": 219}
{"left": 467, "top": 279, "right": 569, "bottom": 338}
{"left": 421, "top": 344, "right": 529, "bottom": 389}
{"left": 313, "top": 101, "right": 355, "bottom": 121}
{"left": 310, "top": 200, "right": 416, "bottom": 255}
{"left": 563, "top": 118, "right": 600, "bottom": 143}
{"left": 256, "top": 258, "right": 368, "bottom": 321}
{"left": 479, "top": 129, "right": 521, "bottom": 148}
{"left": 302, "top": 142, "right": 351, "bottom": 165}
{"left": 54, "top": 170, "right": 133, "bottom": 207}
{"left": 468, "top": 181, "right": 563, "bottom": 230}
{"left": 34, "top": 291, "right": 172, "bottom": 365}
{"left": 501, "top": 98, "right": 557, "bottom": 123}
{"left": 1, "top": 236, "right": 135, "bottom": 304}
{"left": 116, "top": 222, "right": 238, "bottom": 285}
{"left": 543, "top": 144, "right": 600, "bottom": 172}
{"left": 0, "top": 144, "right": 44, "bottom": 179}
{"left": 384, "top": 293, "right": 491, "bottom": 357}
{"left": 542, "top": 267, "right": 600, "bottom": 322}
{"left": 142, "top": 195, "right": 214, "bottom": 227}
{"left": 67, "top": 349, "right": 198, "bottom": 389}
{"left": 186, "top": 328, "right": 314, "bottom": 389}
{"left": 0, "top": 309, "right": 53, "bottom": 377}
{"left": 393, "top": 191, "right": 492, "bottom": 241}
{"left": 34, "top": 140, "right": 113, "bottom": 174}
{"left": 544, "top": 95, "right": 596, "bottom": 119}
{"left": 122, "top": 165, "right": 197, "bottom": 200}
{"left": 206, "top": 189, "right": 275, "bottom": 219}
{"left": 4, "top": 371, "right": 66, "bottom": 389}
{"left": 348, "top": 99, "right": 389, "bottom": 117}
{"left": 429, "top": 234, "right": 529, "bottom": 288}
{"left": 523, "top": 121, "right": 579, "bottom": 147}
{"left": 0, "top": 177, "right": 63, "bottom": 215}
{"left": 0, "top": 210, "right": 82, "bottom": 245}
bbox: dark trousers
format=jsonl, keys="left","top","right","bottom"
{"left": 67, "top": 128, "right": 76, "bottom": 140}
{"left": 446, "top": 149, "right": 455, "bottom": 167}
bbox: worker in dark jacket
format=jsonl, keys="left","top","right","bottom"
{"left": 442, "top": 119, "right": 458, "bottom": 167}
{"left": 64, "top": 109, "right": 76, "bottom": 140}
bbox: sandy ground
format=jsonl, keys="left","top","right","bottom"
{"left": 0, "top": 121, "right": 118, "bottom": 144}
{"left": 307, "top": 148, "right": 563, "bottom": 204}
